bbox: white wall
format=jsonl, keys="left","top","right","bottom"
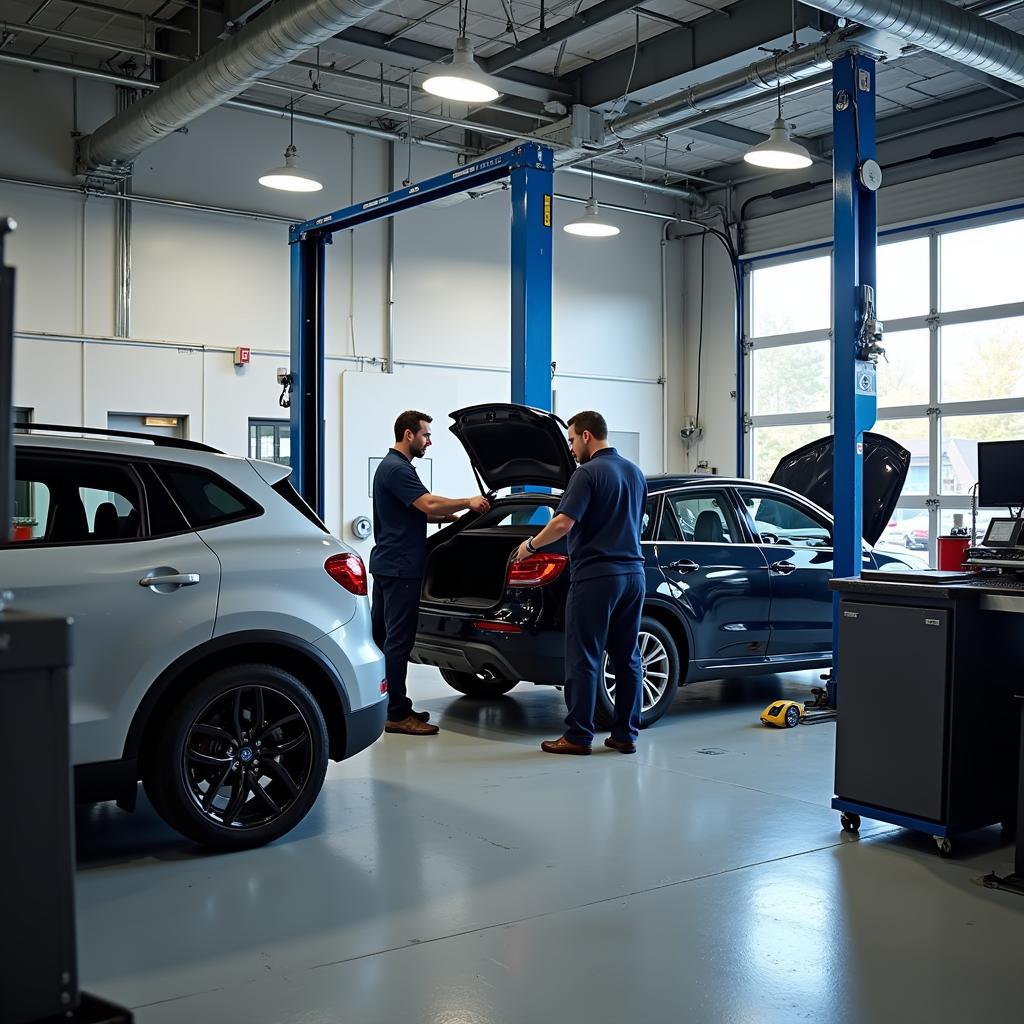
{"left": 2, "top": 61, "right": 681, "bottom": 540}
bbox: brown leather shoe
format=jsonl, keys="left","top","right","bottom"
{"left": 604, "top": 736, "right": 637, "bottom": 754}
{"left": 412, "top": 710, "right": 431, "bottom": 723}
{"left": 541, "top": 736, "right": 591, "bottom": 755}
{"left": 386, "top": 715, "right": 440, "bottom": 736}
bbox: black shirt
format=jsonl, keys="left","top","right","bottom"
{"left": 369, "top": 449, "right": 430, "bottom": 578}
{"left": 555, "top": 448, "right": 647, "bottom": 582}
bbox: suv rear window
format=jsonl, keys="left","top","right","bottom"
{"left": 272, "top": 478, "right": 328, "bottom": 533}
{"left": 155, "top": 465, "right": 261, "bottom": 530}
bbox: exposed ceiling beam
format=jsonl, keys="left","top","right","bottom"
{"left": 329, "top": 26, "right": 571, "bottom": 101}
{"left": 929, "top": 55, "right": 1024, "bottom": 100}
{"left": 479, "top": 0, "right": 640, "bottom": 75}
{"left": 564, "top": 0, "right": 832, "bottom": 107}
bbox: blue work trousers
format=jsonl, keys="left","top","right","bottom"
{"left": 563, "top": 572, "right": 644, "bottom": 746}
{"left": 371, "top": 574, "right": 419, "bottom": 722}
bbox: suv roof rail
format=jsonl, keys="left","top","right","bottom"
{"left": 13, "top": 422, "right": 223, "bottom": 454}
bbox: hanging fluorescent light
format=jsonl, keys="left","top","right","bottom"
{"left": 743, "top": 85, "right": 812, "bottom": 171}
{"left": 423, "top": 35, "right": 500, "bottom": 104}
{"left": 564, "top": 197, "right": 620, "bottom": 237}
{"left": 259, "top": 99, "right": 323, "bottom": 192}
{"left": 563, "top": 163, "right": 620, "bottom": 238}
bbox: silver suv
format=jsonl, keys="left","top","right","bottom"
{"left": 2, "top": 425, "right": 386, "bottom": 850}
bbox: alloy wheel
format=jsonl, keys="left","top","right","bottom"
{"left": 604, "top": 631, "right": 671, "bottom": 713}
{"left": 181, "top": 685, "right": 313, "bottom": 830}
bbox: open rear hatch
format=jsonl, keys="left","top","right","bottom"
{"left": 769, "top": 432, "right": 911, "bottom": 546}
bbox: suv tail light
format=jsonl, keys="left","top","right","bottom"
{"left": 325, "top": 553, "right": 368, "bottom": 595}
{"left": 507, "top": 552, "right": 568, "bottom": 588}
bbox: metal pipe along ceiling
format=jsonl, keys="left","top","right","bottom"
{"left": 802, "top": 0, "right": 1024, "bottom": 87}
{"left": 77, "top": 0, "right": 393, "bottom": 174}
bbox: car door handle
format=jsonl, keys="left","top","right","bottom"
{"left": 770, "top": 561, "right": 796, "bottom": 575}
{"left": 666, "top": 559, "right": 699, "bottom": 573}
{"left": 139, "top": 573, "right": 201, "bottom": 588}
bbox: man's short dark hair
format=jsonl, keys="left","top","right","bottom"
{"left": 394, "top": 410, "right": 432, "bottom": 442}
{"left": 567, "top": 411, "right": 608, "bottom": 441}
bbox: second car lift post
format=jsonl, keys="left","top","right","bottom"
{"left": 828, "top": 50, "right": 880, "bottom": 710}
{"left": 288, "top": 145, "right": 556, "bottom": 517}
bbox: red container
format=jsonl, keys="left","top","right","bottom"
{"left": 936, "top": 535, "right": 970, "bottom": 571}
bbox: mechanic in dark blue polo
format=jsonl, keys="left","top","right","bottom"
{"left": 513, "top": 410, "right": 647, "bottom": 755}
{"left": 371, "top": 410, "right": 491, "bottom": 736}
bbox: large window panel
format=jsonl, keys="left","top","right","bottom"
{"left": 875, "top": 417, "right": 930, "bottom": 495}
{"left": 877, "top": 329, "right": 929, "bottom": 408}
{"left": 940, "top": 218, "right": 1024, "bottom": 313}
{"left": 751, "top": 424, "right": 829, "bottom": 483}
{"left": 877, "top": 237, "right": 930, "bottom": 322}
{"left": 940, "top": 412, "right": 1024, "bottom": 495}
{"left": 750, "top": 255, "right": 830, "bottom": 337}
{"left": 751, "top": 340, "right": 831, "bottom": 415}
{"left": 940, "top": 317, "right": 1024, "bottom": 404}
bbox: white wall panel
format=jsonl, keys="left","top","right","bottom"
{"left": 13, "top": 336, "right": 84, "bottom": 424}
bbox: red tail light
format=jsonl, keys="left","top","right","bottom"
{"left": 473, "top": 621, "right": 524, "bottom": 633}
{"left": 507, "top": 552, "right": 568, "bottom": 588}
{"left": 325, "top": 552, "right": 368, "bottom": 595}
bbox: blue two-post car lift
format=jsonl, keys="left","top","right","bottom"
{"left": 287, "top": 142, "right": 555, "bottom": 515}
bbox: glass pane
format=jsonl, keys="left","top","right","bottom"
{"left": 248, "top": 426, "right": 258, "bottom": 460}
{"left": 258, "top": 425, "right": 275, "bottom": 460}
{"left": 750, "top": 255, "right": 831, "bottom": 337}
{"left": 940, "top": 317, "right": 1024, "bottom": 403}
{"left": 940, "top": 218, "right": 1024, "bottom": 312}
{"left": 752, "top": 340, "right": 830, "bottom": 415}
{"left": 738, "top": 490, "right": 831, "bottom": 548}
{"left": 874, "top": 417, "right": 929, "bottom": 495}
{"left": 939, "top": 509, "right": 976, "bottom": 539}
{"left": 667, "top": 492, "right": 736, "bottom": 543}
{"left": 877, "top": 236, "right": 930, "bottom": 322}
{"left": 751, "top": 424, "right": 830, "bottom": 483}
{"left": 278, "top": 425, "right": 291, "bottom": 464}
{"left": 877, "top": 329, "right": 929, "bottom": 408}
{"left": 877, "top": 509, "right": 931, "bottom": 555}
{"left": 940, "top": 412, "right": 1024, "bottom": 496}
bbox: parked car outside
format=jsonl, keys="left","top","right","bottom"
{"left": 2, "top": 425, "right": 387, "bottom": 850}
{"left": 900, "top": 515, "right": 930, "bottom": 550}
{"left": 411, "top": 406, "right": 912, "bottom": 728}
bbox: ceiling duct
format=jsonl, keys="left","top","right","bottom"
{"left": 801, "top": 0, "right": 1024, "bottom": 87}
{"left": 76, "top": 0, "right": 391, "bottom": 176}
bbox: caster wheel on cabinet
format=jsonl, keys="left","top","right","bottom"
{"left": 840, "top": 812, "right": 861, "bottom": 834}
{"left": 934, "top": 836, "right": 954, "bottom": 857}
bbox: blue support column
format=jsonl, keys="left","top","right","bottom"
{"left": 831, "top": 52, "right": 879, "bottom": 705}
{"left": 290, "top": 235, "right": 327, "bottom": 515}
{"left": 510, "top": 147, "right": 554, "bottom": 411}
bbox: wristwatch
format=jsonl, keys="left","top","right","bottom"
{"left": 526, "top": 538, "right": 538, "bottom": 555}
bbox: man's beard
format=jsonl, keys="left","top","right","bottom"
{"left": 576, "top": 449, "right": 590, "bottom": 464}
{"left": 412, "top": 443, "right": 427, "bottom": 458}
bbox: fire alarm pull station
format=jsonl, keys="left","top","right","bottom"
{"left": 234, "top": 346, "right": 251, "bottom": 367}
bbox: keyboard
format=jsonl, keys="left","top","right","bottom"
{"left": 962, "top": 576, "right": 1024, "bottom": 591}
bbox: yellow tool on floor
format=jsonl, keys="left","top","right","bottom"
{"left": 759, "top": 699, "right": 805, "bottom": 729}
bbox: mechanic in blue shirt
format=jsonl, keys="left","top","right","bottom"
{"left": 371, "top": 410, "right": 491, "bottom": 735}
{"left": 514, "top": 410, "right": 648, "bottom": 755}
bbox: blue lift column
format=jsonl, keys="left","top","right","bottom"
{"left": 510, "top": 146, "right": 554, "bottom": 411}
{"left": 830, "top": 51, "right": 881, "bottom": 706}
{"left": 290, "top": 235, "right": 327, "bottom": 516}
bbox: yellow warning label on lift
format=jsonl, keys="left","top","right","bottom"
{"left": 543, "top": 194, "right": 552, "bottom": 227}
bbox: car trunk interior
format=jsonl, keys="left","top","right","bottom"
{"left": 421, "top": 503, "right": 557, "bottom": 609}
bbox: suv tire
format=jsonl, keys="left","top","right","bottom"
{"left": 440, "top": 668, "right": 517, "bottom": 697}
{"left": 145, "top": 664, "right": 329, "bottom": 851}
{"left": 596, "top": 616, "right": 680, "bottom": 729}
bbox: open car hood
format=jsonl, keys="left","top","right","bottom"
{"left": 769, "top": 432, "right": 911, "bottom": 547}
{"left": 449, "top": 404, "right": 576, "bottom": 492}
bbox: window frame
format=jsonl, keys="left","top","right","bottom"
{"left": 151, "top": 461, "right": 264, "bottom": 532}
{"left": 659, "top": 487, "right": 742, "bottom": 545}
{"left": 740, "top": 203, "right": 1024, "bottom": 562}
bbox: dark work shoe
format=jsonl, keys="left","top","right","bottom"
{"left": 604, "top": 736, "right": 637, "bottom": 754}
{"left": 541, "top": 736, "right": 592, "bottom": 756}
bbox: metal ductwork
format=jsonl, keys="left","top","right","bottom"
{"left": 77, "top": 0, "right": 391, "bottom": 175}
{"left": 801, "top": 0, "right": 1024, "bottom": 87}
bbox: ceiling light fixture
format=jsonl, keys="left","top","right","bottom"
{"left": 422, "top": 1, "right": 500, "bottom": 104}
{"left": 259, "top": 98, "right": 323, "bottom": 192}
{"left": 563, "top": 163, "right": 620, "bottom": 238}
{"left": 743, "top": 84, "right": 813, "bottom": 170}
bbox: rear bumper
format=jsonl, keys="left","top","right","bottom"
{"left": 343, "top": 697, "right": 388, "bottom": 760}
{"left": 411, "top": 634, "right": 563, "bottom": 685}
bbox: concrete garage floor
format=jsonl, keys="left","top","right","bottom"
{"left": 75, "top": 667, "right": 1022, "bottom": 1024}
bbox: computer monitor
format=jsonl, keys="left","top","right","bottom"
{"left": 977, "top": 439, "right": 1024, "bottom": 509}
{"left": 0, "top": 222, "right": 14, "bottom": 540}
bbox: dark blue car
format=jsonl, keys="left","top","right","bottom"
{"left": 412, "top": 404, "right": 911, "bottom": 728}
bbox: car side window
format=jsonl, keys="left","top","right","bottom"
{"left": 641, "top": 496, "right": 660, "bottom": 542}
{"left": 667, "top": 491, "right": 736, "bottom": 543}
{"left": 154, "top": 464, "right": 262, "bottom": 530}
{"left": 8, "top": 452, "right": 144, "bottom": 546}
{"left": 740, "top": 490, "right": 831, "bottom": 548}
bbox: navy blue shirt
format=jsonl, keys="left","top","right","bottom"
{"left": 555, "top": 448, "right": 647, "bottom": 582}
{"left": 369, "top": 449, "right": 430, "bottom": 578}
